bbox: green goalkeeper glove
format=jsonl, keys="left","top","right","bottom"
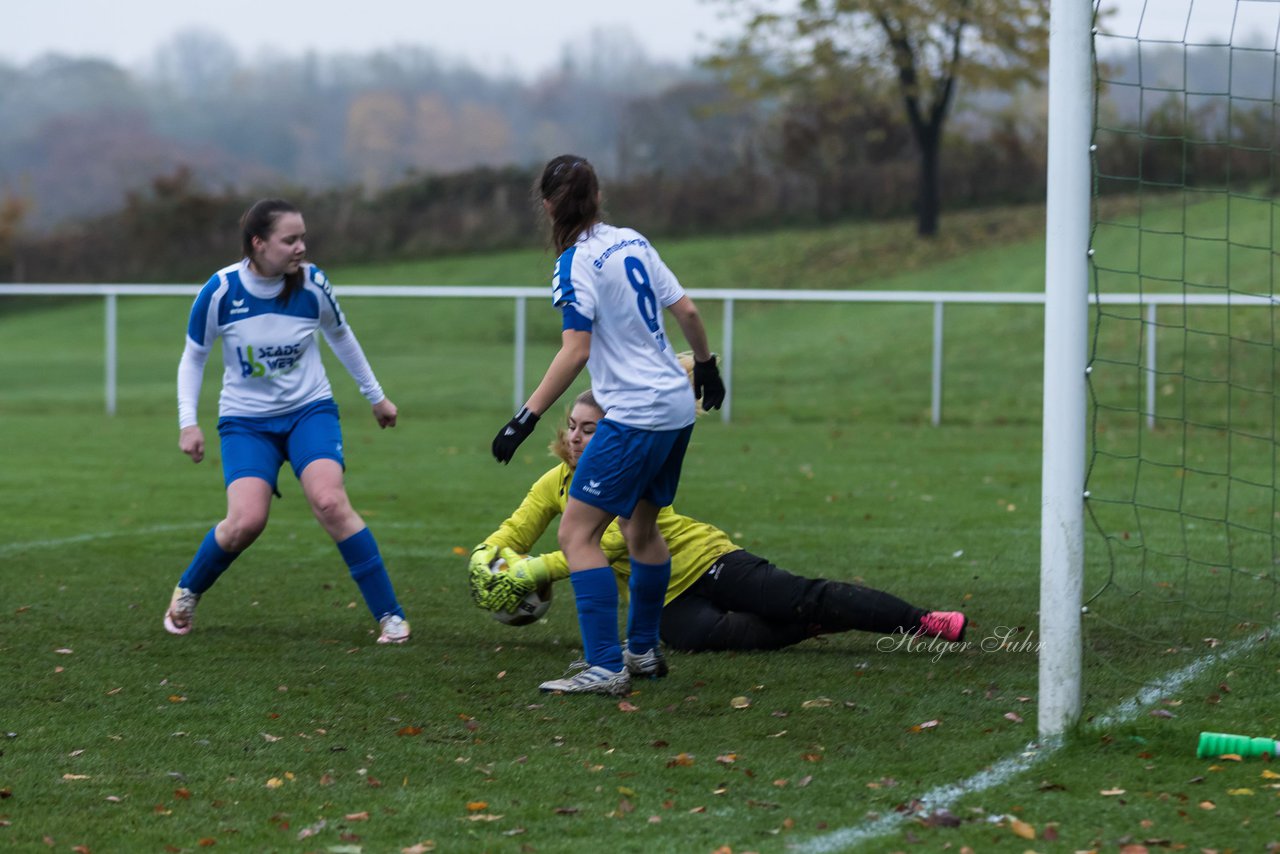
{"left": 484, "top": 549, "right": 555, "bottom": 613}
{"left": 467, "top": 543, "right": 498, "bottom": 608}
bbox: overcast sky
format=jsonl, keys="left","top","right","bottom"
{"left": 0, "top": 0, "right": 739, "bottom": 76}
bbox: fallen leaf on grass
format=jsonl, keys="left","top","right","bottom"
{"left": 1004, "top": 712, "right": 1024, "bottom": 724}
{"left": 1100, "top": 788, "right": 1126, "bottom": 796}
{"left": 260, "top": 733, "right": 281, "bottom": 742}
{"left": 401, "top": 842, "right": 436, "bottom": 854}
{"left": 398, "top": 726, "right": 422, "bottom": 736}
{"left": 730, "top": 696, "right": 751, "bottom": 709}
{"left": 54, "top": 648, "right": 73, "bottom": 655}
{"left": 466, "top": 814, "right": 503, "bottom": 822}
{"left": 296, "top": 820, "right": 326, "bottom": 839}
{"left": 466, "top": 802, "right": 488, "bottom": 812}
{"left": 1149, "top": 709, "right": 1175, "bottom": 719}
{"left": 62, "top": 774, "right": 90, "bottom": 781}
{"left": 1009, "top": 817, "right": 1035, "bottom": 839}
{"left": 801, "top": 697, "right": 834, "bottom": 709}
{"left": 1227, "top": 788, "right": 1254, "bottom": 796}
{"left": 1198, "top": 800, "right": 1216, "bottom": 810}
{"left": 908, "top": 720, "right": 940, "bottom": 732}
{"left": 552, "top": 807, "right": 579, "bottom": 815}
{"left": 618, "top": 701, "right": 639, "bottom": 712}
{"left": 667, "top": 753, "right": 695, "bottom": 767}
{"left": 716, "top": 754, "right": 737, "bottom": 765}
{"left": 921, "top": 809, "right": 960, "bottom": 828}
{"left": 168, "top": 695, "right": 187, "bottom": 703}
{"left": 265, "top": 778, "right": 284, "bottom": 789}
{"left": 345, "top": 811, "right": 370, "bottom": 821}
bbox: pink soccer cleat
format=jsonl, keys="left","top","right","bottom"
{"left": 918, "top": 610, "right": 967, "bottom": 642}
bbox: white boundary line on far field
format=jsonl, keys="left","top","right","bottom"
{"left": 0, "top": 519, "right": 432, "bottom": 559}
{"left": 0, "top": 523, "right": 207, "bottom": 557}
{"left": 791, "top": 628, "right": 1274, "bottom": 853}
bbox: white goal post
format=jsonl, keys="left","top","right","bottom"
{"left": 1038, "top": 0, "right": 1095, "bottom": 738}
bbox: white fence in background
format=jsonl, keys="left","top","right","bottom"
{"left": 1, "top": 283, "right": 1272, "bottom": 423}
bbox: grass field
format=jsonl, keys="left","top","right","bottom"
{"left": 2, "top": 202, "right": 1278, "bottom": 852}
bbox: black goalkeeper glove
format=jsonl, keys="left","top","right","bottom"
{"left": 492, "top": 407, "right": 539, "bottom": 463}
{"left": 693, "top": 355, "right": 725, "bottom": 411}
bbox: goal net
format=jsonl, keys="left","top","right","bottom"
{"left": 1082, "top": 0, "right": 1280, "bottom": 698}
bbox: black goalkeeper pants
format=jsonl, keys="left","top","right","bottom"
{"left": 658, "top": 549, "right": 929, "bottom": 652}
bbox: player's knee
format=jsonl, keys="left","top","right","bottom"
{"left": 220, "top": 514, "right": 267, "bottom": 549}
{"left": 308, "top": 489, "right": 352, "bottom": 526}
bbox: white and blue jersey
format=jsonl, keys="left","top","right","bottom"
{"left": 552, "top": 223, "right": 696, "bottom": 430}
{"left": 177, "top": 260, "right": 383, "bottom": 427}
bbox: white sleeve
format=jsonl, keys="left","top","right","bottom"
{"left": 177, "top": 338, "right": 211, "bottom": 428}
{"left": 323, "top": 325, "right": 386, "bottom": 405}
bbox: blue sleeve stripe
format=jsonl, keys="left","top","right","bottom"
{"left": 187, "top": 273, "right": 222, "bottom": 345}
{"left": 311, "top": 266, "right": 344, "bottom": 326}
{"left": 561, "top": 304, "right": 592, "bottom": 332}
{"left": 551, "top": 247, "right": 577, "bottom": 307}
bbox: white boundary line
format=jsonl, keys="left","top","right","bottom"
{"left": 0, "top": 523, "right": 206, "bottom": 557}
{"left": 792, "top": 628, "right": 1275, "bottom": 853}
{"left": 0, "top": 519, "right": 432, "bottom": 559}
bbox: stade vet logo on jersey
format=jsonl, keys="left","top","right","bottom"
{"left": 236, "top": 343, "right": 304, "bottom": 379}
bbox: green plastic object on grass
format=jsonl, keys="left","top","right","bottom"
{"left": 1197, "top": 731, "right": 1279, "bottom": 759}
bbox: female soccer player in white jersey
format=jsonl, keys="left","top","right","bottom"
{"left": 165, "top": 198, "right": 410, "bottom": 644}
{"left": 473, "top": 390, "right": 967, "bottom": 652}
{"left": 485, "top": 155, "right": 725, "bottom": 696}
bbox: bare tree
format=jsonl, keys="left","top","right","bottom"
{"left": 708, "top": 0, "right": 1048, "bottom": 235}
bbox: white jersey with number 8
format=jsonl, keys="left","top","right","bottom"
{"left": 550, "top": 223, "right": 696, "bottom": 430}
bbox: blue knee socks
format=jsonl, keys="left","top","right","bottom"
{"left": 337, "top": 528, "right": 403, "bottom": 620}
{"left": 626, "top": 557, "right": 670, "bottom": 654}
{"left": 178, "top": 527, "right": 241, "bottom": 594}
{"left": 571, "top": 566, "right": 623, "bottom": 671}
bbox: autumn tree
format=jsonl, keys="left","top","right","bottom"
{"left": 709, "top": 0, "right": 1049, "bottom": 235}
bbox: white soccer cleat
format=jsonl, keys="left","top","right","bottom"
{"left": 163, "top": 585, "right": 200, "bottom": 636}
{"left": 623, "top": 645, "right": 669, "bottom": 679}
{"left": 377, "top": 614, "right": 410, "bottom": 644}
{"left": 539, "top": 663, "right": 631, "bottom": 696}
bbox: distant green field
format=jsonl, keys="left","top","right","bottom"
{"left": 2, "top": 201, "right": 1275, "bottom": 852}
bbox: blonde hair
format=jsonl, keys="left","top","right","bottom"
{"left": 550, "top": 359, "right": 705, "bottom": 466}
{"left": 550, "top": 389, "right": 602, "bottom": 467}
{"left": 675, "top": 351, "right": 706, "bottom": 416}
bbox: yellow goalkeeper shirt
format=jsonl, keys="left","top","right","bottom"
{"left": 480, "top": 463, "right": 739, "bottom": 605}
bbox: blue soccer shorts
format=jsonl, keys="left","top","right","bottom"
{"left": 569, "top": 418, "right": 694, "bottom": 518}
{"left": 217, "top": 398, "right": 345, "bottom": 489}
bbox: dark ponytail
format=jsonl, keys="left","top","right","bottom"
{"left": 240, "top": 198, "right": 303, "bottom": 300}
{"left": 537, "top": 155, "right": 600, "bottom": 254}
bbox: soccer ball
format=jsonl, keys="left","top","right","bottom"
{"left": 489, "top": 556, "right": 552, "bottom": 627}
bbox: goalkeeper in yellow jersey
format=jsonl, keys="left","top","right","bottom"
{"left": 469, "top": 390, "right": 966, "bottom": 656}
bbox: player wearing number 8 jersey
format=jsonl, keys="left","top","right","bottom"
{"left": 485, "top": 154, "right": 725, "bottom": 696}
